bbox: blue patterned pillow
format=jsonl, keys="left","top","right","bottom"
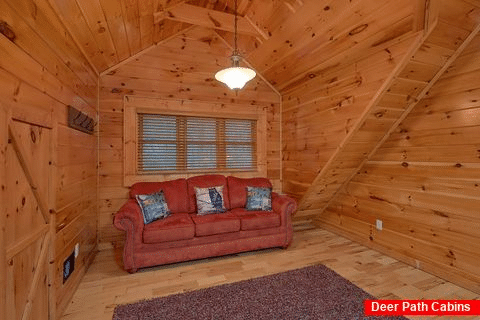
{"left": 135, "top": 191, "right": 170, "bottom": 224}
{"left": 194, "top": 185, "right": 226, "bottom": 215}
{"left": 246, "top": 186, "right": 272, "bottom": 211}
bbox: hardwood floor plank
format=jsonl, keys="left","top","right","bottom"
{"left": 60, "top": 226, "right": 479, "bottom": 320}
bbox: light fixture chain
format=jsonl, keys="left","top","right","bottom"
{"left": 234, "top": 0, "right": 238, "bottom": 55}
{"left": 214, "top": 0, "right": 256, "bottom": 90}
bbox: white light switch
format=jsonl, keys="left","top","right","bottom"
{"left": 376, "top": 219, "right": 383, "bottom": 230}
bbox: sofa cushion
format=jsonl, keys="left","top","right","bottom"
{"left": 143, "top": 213, "right": 195, "bottom": 244}
{"left": 194, "top": 185, "right": 227, "bottom": 215}
{"left": 246, "top": 186, "right": 272, "bottom": 211}
{"left": 129, "top": 178, "right": 189, "bottom": 214}
{"left": 191, "top": 212, "right": 240, "bottom": 236}
{"left": 227, "top": 176, "right": 272, "bottom": 209}
{"left": 187, "top": 175, "right": 230, "bottom": 213}
{"left": 135, "top": 191, "right": 171, "bottom": 224}
{"left": 230, "top": 208, "right": 280, "bottom": 231}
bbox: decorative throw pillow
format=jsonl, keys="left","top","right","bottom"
{"left": 194, "top": 185, "right": 226, "bottom": 215}
{"left": 135, "top": 191, "right": 170, "bottom": 224}
{"left": 245, "top": 186, "right": 272, "bottom": 211}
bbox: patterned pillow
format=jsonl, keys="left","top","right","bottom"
{"left": 135, "top": 191, "right": 171, "bottom": 224}
{"left": 245, "top": 186, "right": 272, "bottom": 211}
{"left": 194, "top": 185, "right": 226, "bottom": 215}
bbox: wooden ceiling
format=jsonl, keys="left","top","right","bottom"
{"left": 46, "top": 0, "right": 422, "bottom": 92}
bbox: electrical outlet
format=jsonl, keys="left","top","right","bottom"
{"left": 74, "top": 243, "right": 80, "bottom": 258}
{"left": 376, "top": 219, "right": 383, "bottom": 230}
{"left": 416, "top": 260, "right": 421, "bottom": 269}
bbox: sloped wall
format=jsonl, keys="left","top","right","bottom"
{"left": 321, "top": 34, "right": 480, "bottom": 294}
{"left": 0, "top": 0, "right": 98, "bottom": 317}
{"left": 98, "top": 27, "right": 281, "bottom": 247}
{"left": 282, "top": 30, "right": 418, "bottom": 208}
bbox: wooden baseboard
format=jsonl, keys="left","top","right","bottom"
{"left": 315, "top": 219, "right": 480, "bottom": 295}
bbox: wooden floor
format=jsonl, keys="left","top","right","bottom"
{"left": 60, "top": 223, "right": 479, "bottom": 320}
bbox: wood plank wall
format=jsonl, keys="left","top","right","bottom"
{"left": 320, "top": 32, "right": 480, "bottom": 294}
{"left": 0, "top": 106, "right": 7, "bottom": 320}
{"left": 0, "top": 0, "right": 98, "bottom": 318}
{"left": 98, "top": 26, "right": 281, "bottom": 247}
{"left": 281, "top": 25, "right": 418, "bottom": 209}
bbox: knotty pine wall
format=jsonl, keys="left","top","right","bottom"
{"left": 98, "top": 27, "right": 281, "bottom": 247}
{"left": 320, "top": 34, "right": 480, "bottom": 294}
{"left": 0, "top": 0, "right": 98, "bottom": 318}
{"left": 281, "top": 26, "right": 418, "bottom": 206}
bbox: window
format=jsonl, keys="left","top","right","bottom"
{"left": 124, "top": 97, "right": 267, "bottom": 185}
{"left": 137, "top": 114, "right": 257, "bottom": 174}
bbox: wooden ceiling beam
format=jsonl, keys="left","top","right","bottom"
{"left": 154, "top": 3, "right": 264, "bottom": 39}
{"left": 413, "top": 0, "right": 427, "bottom": 32}
{"left": 238, "top": 0, "right": 253, "bottom": 14}
{"left": 413, "top": 0, "right": 439, "bottom": 33}
{"left": 153, "top": 0, "right": 186, "bottom": 11}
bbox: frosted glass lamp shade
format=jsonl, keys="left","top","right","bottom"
{"left": 215, "top": 66, "right": 256, "bottom": 89}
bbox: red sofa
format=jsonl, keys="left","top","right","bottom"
{"left": 114, "top": 175, "right": 297, "bottom": 273}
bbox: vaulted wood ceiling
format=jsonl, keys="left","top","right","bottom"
{"left": 46, "top": 0, "right": 423, "bottom": 92}
{"left": 37, "top": 0, "right": 480, "bottom": 218}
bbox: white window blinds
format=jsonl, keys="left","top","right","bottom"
{"left": 137, "top": 114, "right": 257, "bottom": 173}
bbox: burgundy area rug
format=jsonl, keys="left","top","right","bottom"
{"left": 113, "top": 264, "right": 407, "bottom": 320}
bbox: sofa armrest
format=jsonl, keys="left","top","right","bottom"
{"left": 113, "top": 199, "right": 144, "bottom": 272}
{"left": 114, "top": 199, "right": 144, "bottom": 234}
{"left": 272, "top": 192, "right": 297, "bottom": 220}
{"left": 271, "top": 192, "right": 297, "bottom": 248}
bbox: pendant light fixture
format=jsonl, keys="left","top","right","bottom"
{"left": 215, "top": 0, "right": 256, "bottom": 90}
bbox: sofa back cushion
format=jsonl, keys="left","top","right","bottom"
{"left": 129, "top": 178, "right": 189, "bottom": 214}
{"left": 227, "top": 176, "right": 272, "bottom": 209}
{"left": 187, "top": 175, "right": 230, "bottom": 213}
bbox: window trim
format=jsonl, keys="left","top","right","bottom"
{"left": 124, "top": 96, "right": 267, "bottom": 186}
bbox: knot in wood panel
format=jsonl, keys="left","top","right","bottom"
{"left": 374, "top": 111, "right": 384, "bottom": 118}
{"left": 349, "top": 24, "right": 368, "bottom": 36}
{"left": 30, "top": 129, "right": 36, "bottom": 143}
{"left": 0, "top": 21, "right": 16, "bottom": 42}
